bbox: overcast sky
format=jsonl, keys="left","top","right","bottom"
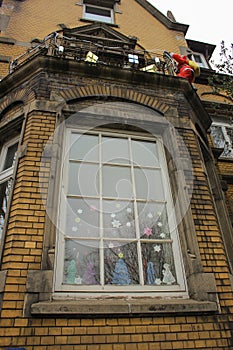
{"left": 148, "top": 0, "right": 232, "bottom": 63}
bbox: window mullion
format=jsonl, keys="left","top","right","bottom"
{"left": 99, "top": 133, "right": 105, "bottom": 287}
{"left": 129, "top": 137, "right": 144, "bottom": 285}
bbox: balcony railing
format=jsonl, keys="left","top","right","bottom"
{"left": 9, "top": 32, "right": 177, "bottom": 77}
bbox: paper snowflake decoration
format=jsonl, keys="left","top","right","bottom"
{"left": 72, "top": 226, "right": 78, "bottom": 232}
{"left": 77, "top": 209, "right": 83, "bottom": 214}
{"left": 126, "top": 222, "right": 131, "bottom": 227}
{"left": 157, "top": 211, "right": 162, "bottom": 216}
{"left": 109, "top": 242, "right": 114, "bottom": 249}
{"left": 147, "top": 212, "right": 153, "bottom": 219}
{"left": 144, "top": 227, "right": 152, "bottom": 236}
{"left": 160, "top": 233, "right": 166, "bottom": 239}
{"left": 157, "top": 222, "right": 163, "bottom": 227}
{"left": 154, "top": 245, "right": 161, "bottom": 252}
{"left": 126, "top": 207, "right": 132, "bottom": 213}
{"left": 111, "top": 213, "right": 116, "bottom": 218}
{"left": 112, "top": 219, "right": 121, "bottom": 228}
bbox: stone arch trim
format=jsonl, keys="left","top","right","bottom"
{"left": 0, "top": 88, "right": 36, "bottom": 115}
{"left": 60, "top": 84, "right": 170, "bottom": 114}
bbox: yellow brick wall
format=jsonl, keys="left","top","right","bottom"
{"left": 0, "top": 0, "right": 187, "bottom": 78}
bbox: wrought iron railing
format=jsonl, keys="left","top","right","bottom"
{"left": 9, "top": 32, "right": 177, "bottom": 76}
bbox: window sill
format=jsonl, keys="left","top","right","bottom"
{"left": 31, "top": 298, "right": 218, "bottom": 316}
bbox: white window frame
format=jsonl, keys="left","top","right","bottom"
{"left": 190, "top": 52, "right": 209, "bottom": 68}
{"left": 0, "top": 136, "right": 19, "bottom": 239}
{"left": 54, "top": 128, "right": 187, "bottom": 298}
{"left": 83, "top": 3, "right": 114, "bottom": 24}
{"left": 210, "top": 122, "right": 233, "bottom": 158}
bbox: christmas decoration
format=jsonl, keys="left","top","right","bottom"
{"left": 154, "top": 245, "right": 161, "bottom": 252}
{"left": 144, "top": 227, "right": 152, "bottom": 237}
{"left": 112, "top": 257, "right": 131, "bottom": 285}
{"left": 147, "top": 261, "right": 156, "bottom": 284}
{"left": 67, "top": 259, "right": 77, "bottom": 284}
{"left": 82, "top": 262, "right": 98, "bottom": 285}
{"left": 112, "top": 219, "right": 121, "bottom": 228}
{"left": 162, "top": 263, "right": 176, "bottom": 284}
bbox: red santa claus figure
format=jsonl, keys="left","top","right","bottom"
{"left": 164, "top": 51, "right": 200, "bottom": 83}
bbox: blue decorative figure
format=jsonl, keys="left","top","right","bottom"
{"left": 112, "top": 257, "right": 131, "bottom": 285}
{"left": 147, "top": 261, "right": 156, "bottom": 284}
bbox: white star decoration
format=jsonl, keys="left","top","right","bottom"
{"left": 160, "top": 233, "right": 166, "bottom": 239}
{"left": 77, "top": 209, "right": 83, "bottom": 214}
{"left": 126, "top": 207, "right": 132, "bottom": 213}
{"left": 157, "top": 222, "right": 162, "bottom": 227}
{"left": 126, "top": 222, "right": 131, "bottom": 227}
{"left": 112, "top": 219, "right": 121, "bottom": 228}
{"left": 72, "top": 226, "right": 78, "bottom": 232}
{"left": 154, "top": 245, "right": 161, "bottom": 252}
{"left": 147, "top": 212, "right": 153, "bottom": 219}
{"left": 111, "top": 213, "right": 116, "bottom": 218}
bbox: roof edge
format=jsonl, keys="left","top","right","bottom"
{"left": 135, "top": 0, "right": 189, "bottom": 34}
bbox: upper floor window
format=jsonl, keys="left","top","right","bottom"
{"left": 83, "top": 0, "right": 115, "bottom": 24}
{"left": 210, "top": 122, "right": 233, "bottom": 158}
{"left": 54, "top": 129, "right": 186, "bottom": 296}
{"left": 0, "top": 137, "right": 18, "bottom": 240}
{"left": 190, "top": 52, "right": 209, "bottom": 68}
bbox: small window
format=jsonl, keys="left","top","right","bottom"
{"left": 0, "top": 137, "right": 18, "bottom": 240}
{"left": 83, "top": 3, "right": 114, "bottom": 23}
{"left": 54, "top": 129, "right": 186, "bottom": 296}
{"left": 210, "top": 123, "right": 233, "bottom": 158}
{"left": 191, "top": 53, "right": 209, "bottom": 68}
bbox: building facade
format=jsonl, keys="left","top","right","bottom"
{"left": 0, "top": 0, "right": 233, "bottom": 349}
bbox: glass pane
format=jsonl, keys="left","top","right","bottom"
{"left": 65, "top": 198, "right": 99, "bottom": 238}
{"left": 141, "top": 242, "right": 177, "bottom": 285}
{"left": 132, "top": 140, "right": 159, "bottom": 167}
{"left": 86, "top": 5, "right": 111, "bottom": 17}
{"left": 0, "top": 179, "right": 12, "bottom": 240}
{"left": 210, "top": 126, "right": 225, "bottom": 148}
{"left": 137, "top": 202, "right": 170, "bottom": 239}
{"left": 70, "top": 133, "right": 98, "bottom": 161}
{"left": 63, "top": 239, "right": 100, "bottom": 285}
{"left": 3, "top": 142, "right": 18, "bottom": 170}
{"left": 102, "top": 137, "right": 129, "bottom": 164}
{"left": 134, "top": 168, "right": 164, "bottom": 200}
{"left": 102, "top": 165, "right": 132, "bottom": 199}
{"left": 68, "top": 162, "right": 99, "bottom": 196}
{"left": 102, "top": 200, "right": 135, "bottom": 238}
{"left": 104, "top": 242, "right": 139, "bottom": 285}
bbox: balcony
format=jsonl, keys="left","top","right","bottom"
{"left": 9, "top": 32, "right": 176, "bottom": 77}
